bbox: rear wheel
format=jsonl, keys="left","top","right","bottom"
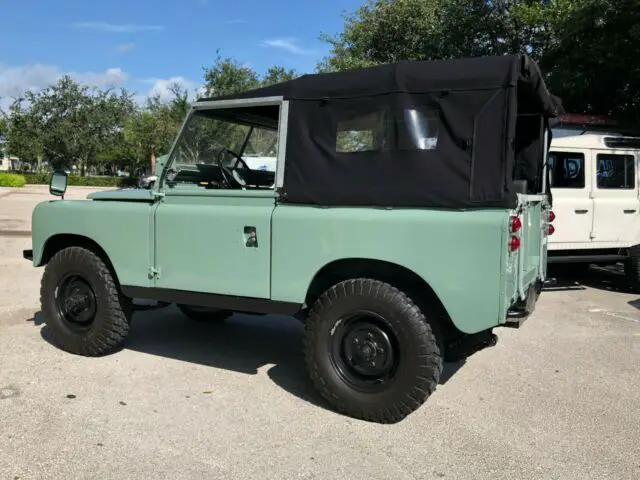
{"left": 303, "top": 278, "right": 443, "bottom": 424}
{"left": 176, "top": 304, "right": 233, "bottom": 322}
{"left": 40, "top": 246, "right": 132, "bottom": 356}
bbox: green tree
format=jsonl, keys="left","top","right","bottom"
{"left": 316, "top": 0, "right": 581, "bottom": 72}
{"left": 121, "top": 82, "right": 192, "bottom": 173}
{"left": 541, "top": 0, "right": 640, "bottom": 122}
{"left": 0, "top": 115, "right": 7, "bottom": 139}
{"left": 5, "top": 98, "right": 45, "bottom": 171}
{"left": 202, "top": 50, "right": 298, "bottom": 97}
{"left": 261, "top": 65, "right": 298, "bottom": 86}
{"left": 6, "top": 76, "right": 135, "bottom": 174}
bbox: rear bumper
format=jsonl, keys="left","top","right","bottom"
{"left": 23, "top": 249, "right": 33, "bottom": 261}
{"left": 504, "top": 280, "right": 542, "bottom": 328}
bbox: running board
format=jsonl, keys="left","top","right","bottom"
{"left": 547, "top": 254, "right": 627, "bottom": 264}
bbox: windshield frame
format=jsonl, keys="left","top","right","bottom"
{"left": 158, "top": 95, "right": 288, "bottom": 190}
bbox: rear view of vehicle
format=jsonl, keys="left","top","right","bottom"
{"left": 503, "top": 192, "right": 554, "bottom": 326}
{"left": 543, "top": 125, "right": 640, "bottom": 287}
{"left": 484, "top": 64, "right": 560, "bottom": 327}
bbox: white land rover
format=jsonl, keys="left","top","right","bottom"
{"left": 547, "top": 124, "right": 640, "bottom": 286}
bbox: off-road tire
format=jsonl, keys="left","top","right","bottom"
{"left": 303, "top": 278, "right": 443, "bottom": 424}
{"left": 40, "top": 246, "right": 132, "bottom": 356}
{"left": 176, "top": 304, "right": 233, "bottom": 322}
{"left": 625, "top": 245, "right": 640, "bottom": 290}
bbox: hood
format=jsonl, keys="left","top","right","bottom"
{"left": 86, "top": 188, "right": 156, "bottom": 202}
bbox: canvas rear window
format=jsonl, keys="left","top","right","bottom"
{"left": 335, "top": 105, "right": 440, "bottom": 154}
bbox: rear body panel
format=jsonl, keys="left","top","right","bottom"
{"left": 503, "top": 194, "right": 549, "bottom": 317}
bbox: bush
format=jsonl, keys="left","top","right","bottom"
{"left": 22, "top": 173, "right": 139, "bottom": 188}
{"left": 0, "top": 172, "right": 27, "bottom": 188}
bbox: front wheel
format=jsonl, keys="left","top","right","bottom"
{"left": 40, "top": 246, "right": 132, "bottom": 356}
{"left": 303, "top": 278, "right": 443, "bottom": 424}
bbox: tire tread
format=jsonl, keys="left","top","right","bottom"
{"left": 303, "top": 277, "right": 443, "bottom": 424}
{"left": 40, "top": 246, "right": 131, "bottom": 356}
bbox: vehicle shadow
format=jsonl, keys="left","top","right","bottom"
{"left": 545, "top": 263, "right": 639, "bottom": 294}
{"left": 33, "top": 305, "right": 467, "bottom": 414}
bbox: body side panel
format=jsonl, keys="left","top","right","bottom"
{"left": 270, "top": 205, "right": 511, "bottom": 334}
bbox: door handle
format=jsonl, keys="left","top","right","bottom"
{"left": 574, "top": 209, "right": 588, "bottom": 214}
{"left": 624, "top": 209, "right": 637, "bottom": 214}
{"left": 244, "top": 226, "right": 258, "bottom": 247}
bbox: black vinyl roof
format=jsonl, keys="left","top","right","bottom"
{"left": 198, "top": 54, "right": 563, "bottom": 118}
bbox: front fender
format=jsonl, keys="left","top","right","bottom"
{"left": 30, "top": 199, "right": 155, "bottom": 288}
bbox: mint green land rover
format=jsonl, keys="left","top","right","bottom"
{"left": 24, "top": 54, "right": 563, "bottom": 423}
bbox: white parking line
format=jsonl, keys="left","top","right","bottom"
{"left": 588, "top": 308, "right": 640, "bottom": 323}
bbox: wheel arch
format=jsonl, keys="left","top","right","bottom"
{"left": 304, "top": 258, "right": 461, "bottom": 339}
{"left": 39, "top": 234, "right": 121, "bottom": 286}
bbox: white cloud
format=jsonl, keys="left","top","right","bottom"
{"left": 0, "top": 63, "right": 128, "bottom": 110}
{"left": 77, "top": 67, "right": 128, "bottom": 86}
{"left": 71, "top": 21, "right": 164, "bottom": 33}
{"left": 141, "top": 76, "right": 203, "bottom": 103}
{"left": 114, "top": 43, "right": 135, "bottom": 53}
{"left": 260, "top": 38, "right": 316, "bottom": 55}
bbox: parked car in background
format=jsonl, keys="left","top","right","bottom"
{"left": 137, "top": 154, "right": 168, "bottom": 189}
{"left": 546, "top": 124, "right": 640, "bottom": 286}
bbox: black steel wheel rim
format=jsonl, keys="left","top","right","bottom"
{"left": 329, "top": 311, "right": 400, "bottom": 393}
{"left": 54, "top": 273, "right": 98, "bottom": 331}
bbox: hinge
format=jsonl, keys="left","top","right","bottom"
{"left": 148, "top": 267, "right": 161, "bottom": 279}
{"left": 152, "top": 191, "right": 165, "bottom": 199}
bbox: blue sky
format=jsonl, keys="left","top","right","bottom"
{"left": 0, "top": 0, "right": 362, "bottom": 106}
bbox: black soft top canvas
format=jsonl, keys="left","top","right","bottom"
{"left": 199, "top": 54, "right": 564, "bottom": 209}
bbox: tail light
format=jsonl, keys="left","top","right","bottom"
{"left": 544, "top": 210, "right": 555, "bottom": 236}
{"left": 509, "top": 235, "right": 521, "bottom": 252}
{"left": 510, "top": 215, "right": 522, "bottom": 233}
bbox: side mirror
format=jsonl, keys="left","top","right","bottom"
{"left": 49, "top": 170, "right": 68, "bottom": 199}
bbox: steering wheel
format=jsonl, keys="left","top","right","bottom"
{"left": 215, "top": 147, "right": 250, "bottom": 189}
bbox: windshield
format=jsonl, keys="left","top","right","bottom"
{"left": 169, "top": 110, "right": 278, "bottom": 170}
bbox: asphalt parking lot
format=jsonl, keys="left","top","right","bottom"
{"left": 1, "top": 185, "right": 639, "bottom": 480}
